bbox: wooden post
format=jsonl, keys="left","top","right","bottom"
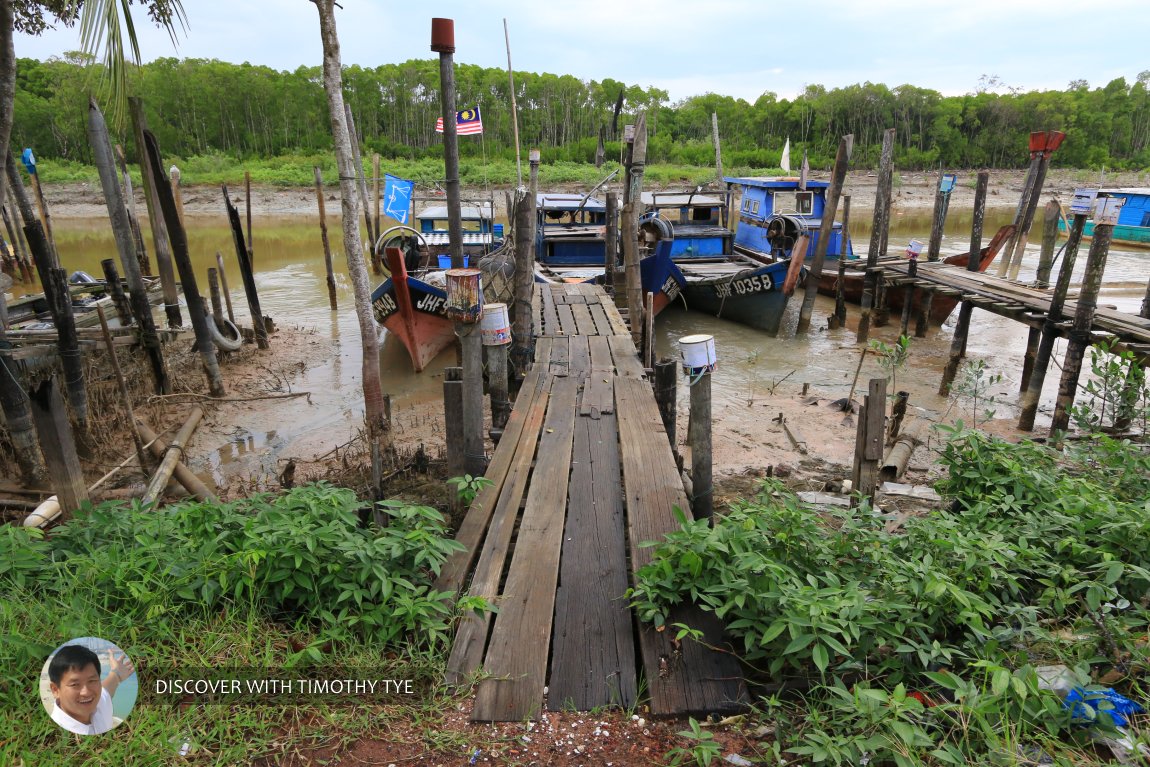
{"left": 940, "top": 170, "right": 988, "bottom": 396}
{"left": 170, "top": 165, "right": 186, "bottom": 227}
{"left": 914, "top": 290, "right": 934, "bottom": 338}
{"left": 245, "top": 170, "right": 253, "bottom": 269}
{"left": 688, "top": 369, "right": 713, "bottom": 523}
{"left": 0, "top": 352, "right": 46, "bottom": 483}
{"left": 623, "top": 113, "right": 648, "bottom": 346}
{"left": 832, "top": 195, "right": 850, "bottom": 329}
{"left": 605, "top": 191, "right": 618, "bottom": 293}
{"left": 434, "top": 38, "right": 464, "bottom": 270}
{"left": 1005, "top": 132, "right": 1063, "bottom": 280}
{"left": 1018, "top": 213, "right": 1088, "bottom": 430}
{"left": 711, "top": 112, "right": 723, "bottom": 184}
{"left": 926, "top": 177, "right": 948, "bottom": 262}
{"left": 208, "top": 267, "right": 224, "bottom": 324}
{"left": 114, "top": 144, "right": 151, "bottom": 276}
{"left": 851, "top": 377, "right": 887, "bottom": 503}
{"left": 215, "top": 251, "right": 236, "bottom": 324}
{"left": 644, "top": 290, "right": 655, "bottom": 369}
{"left": 28, "top": 377, "right": 88, "bottom": 515}
{"left": 312, "top": 167, "right": 338, "bottom": 311}
{"left": 23, "top": 158, "right": 59, "bottom": 269}
{"left": 1, "top": 201, "right": 32, "bottom": 282}
{"left": 100, "top": 258, "right": 133, "bottom": 326}
{"left": 1050, "top": 223, "right": 1112, "bottom": 436}
{"left": 343, "top": 103, "right": 379, "bottom": 274}
{"left": 900, "top": 258, "right": 917, "bottom": 336}
{"left": 141, "top": 407, "right": 204, "bottom": 505}
{"left": 129, "top": 98, "right": 182, "bottom": 328}
{"left": 461, "top": 321, "right": 486, "bottom": 476}
{"left": 1141, "top": 276, "right": 1150, "bottom": 320}
{"left": 798, "top": 134, "right": 852, "bottom": 333}
{"left": 444, "top": 366, "right": 464, "bottom": 476}
{"left": 654, "top": 357, "right": 677, "bottom": 448}
{"left": 223, "top": 187, "right": 269, "bottom": 349}
{"left": 89, "top": 101, "right": 169, "bottom": 394}
{"left": 488, "top": 342, "right": 510, "bottom": 432}
{"left": 143, "top": 130, "right": 225, "bottom": 397}
{"left": 857, "top": 129, "right": 895, "bottom": 342}
{"left": 96, "top": 305, "right": 149, "bottom": 471}
{"left": 509, "top": 186, "right": 535, "bottom": 379}
{"left": 1036, "top": 199, "right": 1060, "bottom": 288}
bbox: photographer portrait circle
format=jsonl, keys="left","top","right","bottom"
{"left": 40, "top": 638, "right": 137, "bottom": 735}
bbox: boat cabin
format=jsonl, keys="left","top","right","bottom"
{"left": 724, "top": 176, "right": 853, "bottom": 261}
{"left": 535, "top": 193, "right": 609, "bottom": 266}
{"left": 414, "top": 200, "right": 504, "bottom": 256}
{"left": 639, "top": 191, "right": 732, "bottom": 259}
{"left": 1098, "top": 188, "right": 1150, "bottom": 228}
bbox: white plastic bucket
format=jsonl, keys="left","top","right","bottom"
{"left": 679, "top": 334, "right": 717, "bottom": 374}
{"left": 480, "top": 302, "right": 512, "bottom": 346}
{"left": 905, "top": 239, "right": 925, "bottom": 259}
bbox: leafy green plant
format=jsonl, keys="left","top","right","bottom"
{"left": 1070, "top": 338, "right": 1149, "bottom": 433}
{"left": 869, "top": 335, "right": 912, "bottom": 397}
{"left": 665, "top": 717, "right": 723, "bottom": 766}
{"left": 447, "top": 474, "right": 493, "bottom": 506}
{"left": 947, "top": 358, "right": 1003, "bottom": 428}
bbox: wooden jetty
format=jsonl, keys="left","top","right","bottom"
{"left": 877, "top": 260, "right": 1150, "bottom": 363}
{"left": 437, "top": 281, "right": 746, "bottom": 722}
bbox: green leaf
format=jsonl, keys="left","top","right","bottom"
{"left": 811, "top": 643, "right": 829, "bottom": 672}
{"left": 782, "top": 633, "right": 814, "bottom": 655}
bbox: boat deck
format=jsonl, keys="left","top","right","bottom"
{"left": 436, "top": 282, "right": 745, "bottom": 721}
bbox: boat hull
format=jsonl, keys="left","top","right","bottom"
{"left": 1057, "top": 218, "right": 1150, "bottom": 249}
{"left": 678, "top": 259, "right": 795, "bottom": 336}
{"left": 373, "top": 252, "right": 455, "bottom": 373}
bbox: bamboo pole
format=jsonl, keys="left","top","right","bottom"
{"left": 798, "top": 134, "right": 852, "bottom": 333}
{"left": 23, "top": 155, "right": 59, "bottom": 269}
{"left": 372, "top": 153, "right": 381, "bottom": 249}
{"left": 223, "top": 188, "right": 268, "bottom": 349}
{"left": 711, "top": 112, "right": 723, "bottom": 184}
{"left": 939, "top": 170, "right": 989, "bottom": 396}
{"left": 1049, "top": 223, "right": 1112, "bottom": 436}
{"left": 857, "top": 128, "right": 895, "bottom": 343}
{"left": 503, "top": 18, "right": 523, "bottom": 186}
{"left": 143, "top": 130, "right": 225, "bottom": 397}
{"left": 1018, "top": 213, "right": 1087, "bottom": 430}
{"left": 1, "top": 201, "right": 31, "bottom": 281}
{"left": 89, "top": 101, "right": 169, "bottom": 394}
{"left": 0, "top": 345, "right": 46, "bottom": 483}
{"left": 135, "top": 418, "right": 216, "bottom": 501}
{"left": 313, "top": 167, "right": 338, "bottom": 311}
{"left": 244, "top": 170, "right": 253, "bottom": 268}
{"left": 100, "top": 258, "right": 132, "bottom": 326}
{"left": 141, "top": 407, "right": 204, "bottom": 505}
{"left": 129, "top": 98, "right": 181, "bottom": 327}
{"left": 832, "top": 195, "right": 850, "bottom": 329}
{"left": 215, "top": 251, "right": 236, "bottom": 324}
{"left": 207, "top": 267, "right": 223, "bottom": 324}
{"left": 343, "top": 102, "right": 380, "bottom": 274}
{"left": 114, "top": 144, "right": 151, "bottom": 276}
{"left": 96, "top": 305, "right": 149, "bottom": 471}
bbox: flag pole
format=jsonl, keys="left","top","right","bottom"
{"left": 504, "top": 18, "right": 523, "bottom": 187}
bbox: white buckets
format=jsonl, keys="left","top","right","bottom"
{"left": 905, "top": 239, "right": 925, "bottom": 259}
{"left": 481, "top": 303, "right": 512, "bottom": 346}
{"left": 679, "top": 334, "right": 717, "bottom": 374}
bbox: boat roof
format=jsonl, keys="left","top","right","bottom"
{"left": 417, "top": 203, "right": 493, "bottom": 220}
{"left": 640, "top": 192, "right": 725, "bottom": 207}
{"left": 724, "top": 175, "right": 830, "bottom": 190}
{"left": 536, "top": 193, "right": 606, "bottom": 212}
{"left": 1100, "top": 188, "right": 1150, "bottom": 196}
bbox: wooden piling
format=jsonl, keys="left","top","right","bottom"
{"left": 89, "top": 101, "right": 169, "bottom": 394}
{"left": 28, "top": 376, "right": 88, "bottom": 516}
{"left": 654, "top": 357, "right": 677, "bottom": 448}
{"left": 509, "top": 187, "right": 535, "bottom": 379}
{"left": 605, "top": 191, "right": 618, "bottom": 293}
{"left": 141, "top": 407, "right": 204, "bottom": 505}
{"left": 312, "top": 167, "right": 338, "bottom": 311}
{"left": 1, "top": 201, "right": 32, "bottom": 282}
{"left": 0, "top": 352, "right": 46, "bottom": 483}
{"left": 244, "top": 170, "right": 253, "bottom": 268}
{"left": 623, "top": 113, "right": 648, "bottom": 346}
{"left": 644, "top": 291, "right": 655, "bottom": 369}
{"left": 129, "top": 98, "right": 182, "bottom": 328}
{"left": 461, "top": 322, "right": 486, "bottom": 477}
{"left": 444, "top": 366, "right": 464, "bottom": 476}
{"left": 215, "top": 252, "right": 236, "bottom": 324}
{"left": 114, "top": 144, "right": 151, "bottom": 277}
{"left": 925, "top": 176, "right": 950, "bottom": 262}
{"left": 170, "top": 165, "right": 186, "bottom": 227}
{"left": 857, "top": 129, "right": 896, "bottom": 343}
{"left": 24, "top": 159, "right": 59, "bottom": 268}
{"left": 1018, "top": 213, "right": 1087, "bottom": 430}
{"left": 142, "top": 130, "right": 225, "bottom": 397}
{"left": 939, "top": 170, "right": 988, "bottom": 396}
{"left": 96, "top": 305, "right": 149, "bottom": 471}
{"left": 832, "top": 196, "right": 850, "bottom": 328}
{"left": 711, "top": 112, "right": 723, "bottom": 184}
{"left": 687, "top": 370, "right": 712, "bottom": 523}
{"left": 208, "top": 267, "right": 224, "bottom": 324}
{"left": 488, "top": 342, "right": 510, "bottom": 432}
{"left": 223, "top": 188, "right": 269, "bottom": 349}
{"left": 1141, "top": 276, "right": 1150, "bottom": 320}
{"left": 851, "top": 377, "right": 887, "bottom": 503}
{"left": 1005, "top": 131, "right": 1064, "bottom": 280}
{"left": 900, "top": 258, "right": 917, "bottom": 336}
{"left": 914, "top": 290, "right": 934, "bottom": 338}
{"left": 99, "top": 258, "right": 133, "bottom": 326}
{"left": 798, "top": 134, "right": 852, "bottom": 333}
{"left": 343, "top": 103, "right": 380, "bottom": 274}
{"left": 1050, "top": 223, "right": 1113, "bottom": 436}
{"left": 1036, "top": 199, "right": 1060, "bottom": 288}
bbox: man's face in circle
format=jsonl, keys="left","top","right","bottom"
{"left": 51, "top": 663, "right": 102, "bottom": 724}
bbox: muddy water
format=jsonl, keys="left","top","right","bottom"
{"left": 31, "top": 209, "right": 1149, "bottom": 484}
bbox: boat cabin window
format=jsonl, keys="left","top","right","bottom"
{"left": 773, "top": 191, "right": 814, "bottom": 215}
{"left": 741, "top": 197, "right": 760, "bottom": 215}
{"left": 690, "top": 206, "right": 715, "bottom": 223}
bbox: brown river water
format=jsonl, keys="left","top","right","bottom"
{"left": 28, "top": 209, "right": 1149, "bottom": 487}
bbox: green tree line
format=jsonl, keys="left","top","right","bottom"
{"left": 12, "top": 54, "right": 1150, "bottom": 172}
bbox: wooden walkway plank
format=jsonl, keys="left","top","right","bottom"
{"left": 568, "top": 335, "right": 591, "bottom": 378}
{"left": 608, "top": 334, "right": 648, "bottom": 378}
{"left": 445, "top": 377, "right": 553, "bottom": 685}
{"left": 588, "top": 302, "right": 614, "bottom": 336}
{"left": 550, "top": 396, "right": 637, "bottom": 711}
{"left": 556, "top": 303, "right": 577, "bottom": 336}
{"left": 472, "top": 377, "right": 581, "bottom": 721}
{"left": 588, "top": 335, "right": 614, "bottom": 373}
{"left": 604, "top": 299, "right": 631, "bottom": 336}
{"left": 540, "top": 284, "right": 560, "bottom": 336}
{"left": 571, "top": 303, "right": 598, "bottom": 336}
{"left": 434, "top": 369, "right": 549, "bottom": 597}
{"left": 616, "top": 376, "right": 746, "bottom": 716}
{"left": 549, "top": 336, "right": 571, "bottom": 377}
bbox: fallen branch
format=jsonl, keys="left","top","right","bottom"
{"left": 146, "top": 391, "right": 311, "bottom": 404}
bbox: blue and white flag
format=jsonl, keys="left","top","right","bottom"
{"left": 21, "top": 148, "right": 36, "bottom": 175}
{"left": 383, "top": 174, "right": 414, "bottom": 224}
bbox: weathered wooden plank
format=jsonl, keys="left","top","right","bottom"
{"left": 434, "top": 369, "right": 549, "bottom": 597}
{"left": 587, "top": 302, "right": 613, "bottom": 336}
{"left": 533, "top": 337, "right": 553, "bottom": 374}
{"left": 556, "top": 303, "right": 577, "bottom": 336}
{"left": 571, "top": 302, "right": 598, "bottom": 336}
{"left": 604, "top": 300, "right": 631, "bottom": 336}
{"left": 563, "top": 292, "right": 587, "bottom": 304}
{"left": 568, "top": 335, "right": 591, "bottom": 378}
{"left": 588, "top": 335, "right": 614, "bottom": 373}
{"left": 609, "top": 334, "right": 647, "bottom": 378}
{"left": 615, "top": 376, "right": 746, "bottom": 716}
{"left": 472, "top": 377, "right": 580, "bottom": 721}
{"left": 549, "top": 335, "right": 571, "bottom": 377}
{"left": 550, "top": 404, "right": 637, "bottom": 710}
{"left": 580, "top": 372, "right": 615, "bottom": 416}
{"left": 445, "top": 375, "right": 553, "bottom": 685}
{"left": 541, "top": 283, "right": 560, "bottom": 336}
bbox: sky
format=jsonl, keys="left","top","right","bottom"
{"left": 12, "top": 0, "right": 1148, "bottom": 104}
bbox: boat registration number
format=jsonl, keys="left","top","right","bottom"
{"left": 661, "top": 275, "right": 681, "bottom": 301}
{"left": 715, "top": 273, "right": 772, "bottom": 298}
{"left": 373, "top": 291, "right": 398, "bottom": 321}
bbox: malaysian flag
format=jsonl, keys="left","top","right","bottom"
{"left": 435, "top": 106, "right": 483, "bottom": 135}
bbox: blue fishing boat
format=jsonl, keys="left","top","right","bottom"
{"left": 724, "top": 176, "right": 854, "bottom": 264}
{"left": 638, "top": 189, "right": 804, "bottom": 335}
{"left": 1057, "top": 188, "right": 1150, "bottom": 248}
